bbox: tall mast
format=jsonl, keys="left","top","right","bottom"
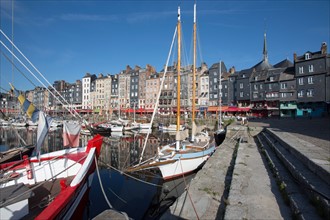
{"left": 191, "top": 2, "right": 197, "bottom": 141}
{"left": 176, "top": 6, "right": 181, "bottom": 150}
{"left": 218, "top": 60, "right": 222, "bottom": 130}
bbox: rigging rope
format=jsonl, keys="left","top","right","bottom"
{"left": 0, "top": 30, "right": 86, "bottom": 124}
{"left": 1, "top": 50, "right": 37, "bottom": 87}
{"left": 138, "top": 26, "right": 178, "bottom": 164}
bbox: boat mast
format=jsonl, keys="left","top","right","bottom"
{"left": 218, "top": 60, "right": 222, "bottom": 130}
{"left": 191, "top": 2, "right": 197, "bottom": 142}
{"left": 176, "top": 6, "right": 181, "bottom": 150}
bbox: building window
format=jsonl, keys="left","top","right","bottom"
{"left": 298, "top": 78, "right": 304, "bottom": 85}
{"left": 254, "top": 84, "right": 258, "bottom": 90}
{"left": 305, "top": 53, "right": 311, "bottom": 60}
{"left": 240, "top": 92, "right": 243, "bottom": 97}
{"left": 269, "top": 84, "right": 272, "bottom": 89}
{"left": 281, "top": 83, "right": 287, "bottom": 89}
{"left": 308, "top": 76, "right": 313, "bottom": 84}
{"left": 307, "top": 89, "right": 314, "bottom": 97}
{"left": 270, "top": 76, "right": 274, "bottom": 81}
{"left": 309, "top": 65, "right": 314, "bottom": 73}
{"left": 298, "top": 90, "right": 304, "bottom": 97}
{"left": 299, "top": 66, "right": 304, "bottom": 74}
{"left": 240, "top": 83, "right": 243, "bottom": 89}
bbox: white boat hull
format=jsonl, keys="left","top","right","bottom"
{"left": 157, "top": 152, "right": 211, "bottom": 180}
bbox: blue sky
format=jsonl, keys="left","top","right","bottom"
{"left": 0, "top": 0, "right": 329, "bottom": 92}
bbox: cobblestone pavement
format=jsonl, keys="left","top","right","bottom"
{"left": 246, "top": 117, "right": 330, "bottom": 151}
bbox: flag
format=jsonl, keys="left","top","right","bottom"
{"left": 36, "top": 111, "right": 53, "bottom": 156}
{"left": 10, "top": 83, "right": 39, "bottom": 122}
{"left": 63, "top": 121, "right": 81, "bottom": 147}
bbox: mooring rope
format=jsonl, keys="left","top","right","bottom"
{"left": 94, "top": 156, "right": 130, "bottom": 220}
{"left": 99, "top": 160, "right": 163, "bottom": 187}
{"left": 179, "top": 158, "right": 200, "bottom": 220}
{"left": 95, "top": 156, "right": 113, "bottom": 208}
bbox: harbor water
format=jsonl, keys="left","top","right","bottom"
{"left": 0, "top": 126, "right": 195, "bottom": 219}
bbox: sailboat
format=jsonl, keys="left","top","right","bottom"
{"left": 214, "top": 61, "right": 227, "bottom": 146}
{"left": 126, "top": 3, "right": 215, "bottom": 180}
{"left": 0, "top": 27, "right": 104, "bottom": 219}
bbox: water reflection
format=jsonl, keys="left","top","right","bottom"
{"left": 0, "top": 127, "right": 194, "bottom": 219}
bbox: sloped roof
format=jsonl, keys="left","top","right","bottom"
{"left": 209, "top": 61, "right": 227, "bottom": 73}
{"left": 250, "top": 70, "right": 269, "bottom": 82}
{"left": 279, "top": 67, "right": 295, "bottom": 81}
{"left": 273, "top": 59, "right": 293, "bottom": 68}
{"left": 251, "top": 60, "right": 273, "bottom": 71}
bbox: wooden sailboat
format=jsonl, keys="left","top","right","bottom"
{"left": 127, "top": 3, "right": 215, "bottom": 180}
{"left": 214, "top": 61, "right": 227, "bottom": 146}
{"left": 0, "top": 145, "right": 35, "bottom": 164}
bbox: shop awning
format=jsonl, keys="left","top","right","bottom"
{"left": 124, "top": 108, "right": 155, "bottom": 113}
{"left": 207, "top": 106, "right": 250, "bottom": 112}
{"left": 237, "top": 107, "right": 251, "bottom": 112}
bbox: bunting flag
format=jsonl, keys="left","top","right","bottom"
{"left": 36, "top": 111, "right": 53, "bottom": 156}
{"left": 63, "top": 121, "right": 81, "bottom": 147}
{"left": 10, "top": 83, "right": 40, "bottom": 122}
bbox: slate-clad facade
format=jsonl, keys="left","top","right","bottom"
{"left": 294, "top": 42, "right": 329, "bottom": 117}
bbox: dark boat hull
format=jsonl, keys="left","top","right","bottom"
{"left": 89, "top": 127, "right": 111, "bottom": 137}
{"left": 0, "top": 145, "right": 35, "bottom": 164}
{"left": 214, "top": 128, "right": 227, "bottom": 146}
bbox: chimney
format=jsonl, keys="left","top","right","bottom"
{"left": 293, "top": 53, "right": 297, "bottom": 61}
{"left": 321, "top": 42, "right": 327, "bottom": 55}
{"left": 125, "top": 65, "right": 132, "bottom": 73}
{"left": 134, "top": 65, "right": 141, "bottom": 71}
{"left": 229, "top": 66, "right": 236, "bottom": 74}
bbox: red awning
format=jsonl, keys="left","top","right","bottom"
{"left": 172, "top": 108, "right": 187, "bottom": 113}
{"left": 227, "top": 107, "right": 238, "bottom": 112}
{"left": 207, "top": 106, "right": 219, "bottom": 112}
{"left": 237, "top": 107, "right": 251, "bottom": 112}
{"left": 76, "top": 109, "right": 93, "bottom": 113}
{"left": 125, "top": 108, "right": 154, "bottom": 113}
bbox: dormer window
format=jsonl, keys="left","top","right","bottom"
{"left": 255, "top": 76, "right": 258, "bottom": 81}
{"left": 269, "top": 76, "right": 274, "bottom": 82}
{"left": 305, "top": 53, "right": 311, "bottom": 60}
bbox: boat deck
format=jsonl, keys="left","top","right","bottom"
{"left": 22, "top": 176, "right": 74, "bottom": 219}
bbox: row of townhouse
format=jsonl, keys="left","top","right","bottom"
{"left": 1, "top": 38, "right": 329, "bottom": 118}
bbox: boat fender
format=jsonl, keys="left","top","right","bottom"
{"left": 23, "top": 155, "right": 33, "bottom": 179}
{"left": 60, "top": 179, "right": 67, "bottom": 190}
